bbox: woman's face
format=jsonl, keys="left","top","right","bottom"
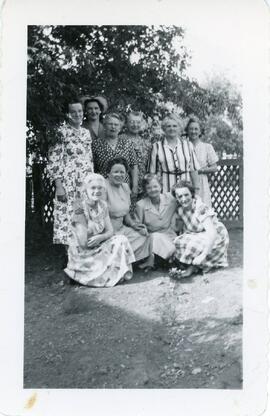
{"left": 86, "top": 180, "right": 104, "bottom": 202}
{"left": 145, "top": 179, "right": 161, "bottom": 200}
{"left": 187, "top": 121, "right": 201, "bottom": 141}
{"left": 175, "top": 187, "right": 193, "bottom": 209}
{"left": 104, "top": 117, "right": 121, "bottom": 138}
{"left": 127, "top": 115, "right": 142, "bottom": 135}
{"left": 108, "top": 164, "right": 126, "bottom": 186}
{"left": 68, "top": 103, "right": 83, "bottom": 126}
{"left": 164, "top": 120, "right": 179, "bottom": 139}
{"left": 85, "top": 101, "right": 101, "bottom": 121}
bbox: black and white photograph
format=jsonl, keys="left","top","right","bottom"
{"left": 24, "top": 23, "right": 243, "bottom": 390}
{"left": 0, "top": 0, "right": 269, "bottom": 415}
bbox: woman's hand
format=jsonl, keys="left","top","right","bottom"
{"left": 132, "top": 223, "right": 148, "bottom": 236}
{"left": 192, "top": 253, "right": 207, "bottom": 266}
{"left": 87, "top": 234, "right": 104, "bottom": 248}
{"left": 55, "top": 184, "right": 67, "bottom": 202}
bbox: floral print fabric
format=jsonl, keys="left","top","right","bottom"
{"left": 46, "top": 123, "right": 94, "bottom": 245}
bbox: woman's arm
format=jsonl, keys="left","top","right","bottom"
{"left": 130, "top": 164, "right": 139, "bottom": 195}
{"left": 199, "top": 163, "right": 218, "bottom": 174}
{"left": 87, "top": 214, "right": 114, "bottom": 248}
{"left": 190, "top": 170, "right": 200, "bottom": 193}
{"left": 192, "top": 217, "right": 217, "bottom": 265}
{"left": 124, "top": 213, "right": 148, "bottom": 236}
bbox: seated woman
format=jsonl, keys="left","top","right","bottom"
{"left": 105, "top": 157, "right": 153, "bottom": 267}
{"left": 172, "top": 181, "right": 229, "bottom": 278}
{"left": 64, "top": 173, "right": 135, "bottom": 287}
{"left": 135, "top": 174, "right": 178, "bottom": 267}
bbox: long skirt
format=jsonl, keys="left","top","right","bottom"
{"left": 114, "top": 225, "right": 151, "bottom": 262}
{"left": 150, "top": 229, "right": 177, "bottom": 259}
{"left": 174, "top": 223, "right": 229, "bottom": 272}
{"left": 64, "top": 234, "right": 135, "bottom": 287}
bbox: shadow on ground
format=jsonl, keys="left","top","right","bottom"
{"left": 24, "top": 217, "right": 243, "bottom": 389}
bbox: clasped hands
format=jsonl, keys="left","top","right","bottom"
{"left": 131, "top": 222, "right": 148, "bottom": 236}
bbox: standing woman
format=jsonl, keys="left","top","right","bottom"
{"left": 47, "top": 99, "right": 93, "bottom": 248}
{"left": 92, "top": 113, "right": 139, "bottom": 196}
{"left": 186, "top": 116, "right": 218, "bottom": 207}
{"left": 82, "top": 96, "right": 108, "bottom": 141}
{"left": 148, "top": 114, "right": 201, "bottom": 193}
{"left": 120, "top": 111, "right": 152, "bottom": 198}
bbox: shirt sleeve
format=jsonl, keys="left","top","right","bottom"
{"left": 46, "top": 139, "right": 64, "bottom": 182}
{"left": 148, "top": 142, "right": 159, "bottom": 173}
{"left": 126, "top": 139, "right": 138, "bottom": 167}
{"left": 134, "top": 200, "right": 145, "bottom": 223}
{"left": 206, "top": 144, "right": 219, "bottom": 166}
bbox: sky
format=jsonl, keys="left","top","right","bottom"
{"left": 179, "top": 9, "right": 245, "bottom": 88}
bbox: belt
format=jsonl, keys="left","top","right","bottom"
{"left": 162, "top": 170, "right": 188, "bottom": 175}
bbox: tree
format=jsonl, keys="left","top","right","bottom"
{"left": 27, "top": 25, "right": 190, "bottom": 155}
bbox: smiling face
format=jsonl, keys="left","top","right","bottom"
{"left": 127, "top": 115, "right": 142, "bottom": 135}
{"left": 104, "top": 117, "right": 121, "bottom": 138}
{"left": 108, "top": 163, "right": 126, "bottom": 186}
{"left": 85, "top": 101, "right": 102, "bottom": 121}
{"left": 163, "top": 120, "right": 179, "bottom": 139}
{"left": 145, "top": 178, "right": 161, "bottom": 200}
{"left": 175, "top": 187, "right": 193, "bottom": 209}
{"left": 68, "top": 103, "right": 83, "bottom": 127}
{"left": 85, "top": 179, "right": 104, "bottom": 202}
{"left": 187, "top": 121, "right": 201, "bottom": 141}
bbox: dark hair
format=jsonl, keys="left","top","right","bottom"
{"left": 106, "top": 157, "right": 129, "bottom": 174}
{"left": 65, "top": 99, "right": 83, "bottom": 113}
{"left": 142, "top": 173, "right": 162, "bottom": 193}
{"left": 84, "top": 98, "right": 104, "bottom": 113}
{"left": 184, "top": 116, "right": 204, "bottom": 137}
{"left": 171, "top": 180, "right": 196, "bottom": 199}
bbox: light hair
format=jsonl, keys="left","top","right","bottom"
{"left": 161, "top": 114, "right": 182, "bottom": 132}
{"left": 82, "top": 173, "right": 106, "bottom": 192}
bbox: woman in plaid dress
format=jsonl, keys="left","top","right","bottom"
{"left": 172, "top": 181, "right": 229, "bottom": 278}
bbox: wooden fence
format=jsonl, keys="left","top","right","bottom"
{"left": 26, "top": 158, "right": 243, "bottom": 229}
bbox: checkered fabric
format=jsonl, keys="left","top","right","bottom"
{"left": 174, "top": 198, "right": 229, "bottom": 272}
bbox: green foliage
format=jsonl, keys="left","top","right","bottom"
{"left": 27, "top": 25, "right": 242, "bottom": 159}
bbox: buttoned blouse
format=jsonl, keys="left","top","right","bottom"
{"left": 135, "top": 193, "right": 177, "bottom": 232}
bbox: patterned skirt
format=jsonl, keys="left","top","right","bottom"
{"left": 174, "top": 223, "right": 229, "bottom": 272}
{"left": 64, "top": 234, "right": 135, "bottom": 287}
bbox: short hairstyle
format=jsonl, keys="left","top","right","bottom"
{"left": 103, "top": 112, "right": 123, "bottom": 125}
{"left": 142, "top": 173, "right": 162, "bottom": 193}
{"left": 84, "top": 98, "right": 103, "bottom": 113}
{"left": 171, "top": 180, "right": 196, "bottom": 199}
{"left": 82, "top": 173, "right": 106, "bottom": 192}
{"left": 106, "top": 156, "right": 129, "bottom": 174}
{"left": 161, "top": 114, "right": 182, "bottom": 132}
{"left": 184, "top": 116, "right": 203, "bottom": 137}
{"left": 65, "top": 99, "right": 83, "bottom": 113}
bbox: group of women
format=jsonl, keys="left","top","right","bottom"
{"left": 47, "top": 95, "right": 229, "bottom": 287}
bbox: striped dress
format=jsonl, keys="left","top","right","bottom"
{"left": 148, "top": 137, "right": 200, "bottom": 192}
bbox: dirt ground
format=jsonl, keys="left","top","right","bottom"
{"left": 24, "top": 220, "right": 243, "bottom": 389}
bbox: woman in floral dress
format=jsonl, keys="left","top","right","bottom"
{"left": 47, "top": 100, "right": 94, "bottom": 247}
{"left": 172, "top": 181, "right": 229, "bottom": 278}
{"left": 64, "top": 174, "right": 135, "bottom": 287}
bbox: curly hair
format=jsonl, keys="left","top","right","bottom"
{"left": 106, "top": 156, "right": 129, "bottom": 174}
{"left": 142, "top": 173, "right": 162, "bottom": 193}
{"left": 171, "top": 180, "right": 196, "bottom": 199}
